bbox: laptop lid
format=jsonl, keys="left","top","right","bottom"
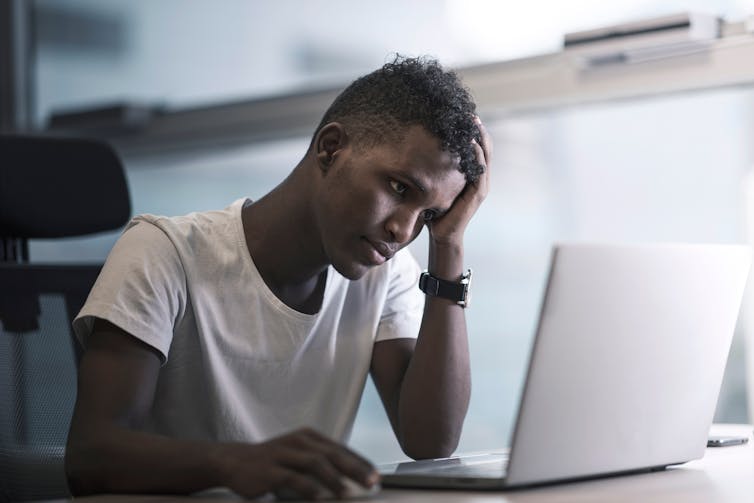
{"left": 505, "top": 243, "right": 751, "bottom": 486}
{"left": 380, "top": 243, "right": 750, "bottom": 489}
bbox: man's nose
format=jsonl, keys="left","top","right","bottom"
{"left": 385, "top": 209, "right": 422, "bottom": 244}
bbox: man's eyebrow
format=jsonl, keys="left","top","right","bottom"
{"left": 402, "top": 173, "right": 427, "bottom": 193}
{"left": 399, "top": 173, "right": 453, "bottom": 215}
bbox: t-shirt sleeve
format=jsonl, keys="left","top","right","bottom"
{"left": 375, "top": 248, "right": 424, "bottom": 342}
{"left": 73, "top": 219, "right": 188, "bottom": 363}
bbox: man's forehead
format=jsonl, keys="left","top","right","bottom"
{"left": 411, "top": 163, "right": 464, "bottom": 189}
{"left": 356, "top": 123, "right": 465, "bottom": 194}
{"left": 353, "top": 123, "right": 458, "bottom": 161}
{"left": 395, "top": 125, "right": 452, "bottom": 157}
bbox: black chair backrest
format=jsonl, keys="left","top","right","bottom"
{"left": 0, "top": 135, "right": 130, "bottom": 501}
{"left": 0, "top": 134, "right": 130, "bottom": 262}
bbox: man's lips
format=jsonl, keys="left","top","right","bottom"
{"left": 363, "top": 238, "right": 396, "bottom": 262}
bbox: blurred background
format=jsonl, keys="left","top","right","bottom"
{"left": 5, "top": 0, "right": 754, "bottom": 463}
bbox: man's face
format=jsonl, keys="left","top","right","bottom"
{"left": 315, "top": 125, "right": 466, "bottom": 280}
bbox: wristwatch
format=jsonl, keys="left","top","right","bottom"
{"left": 418, "top": 269, "right": 472, "bottom": 308}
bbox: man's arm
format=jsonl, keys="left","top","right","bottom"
{"left": 371, "top": 118, "right": 492, "bottom": 459}
{"left": 66, "top": 319, "right": 378, "bottom": 499}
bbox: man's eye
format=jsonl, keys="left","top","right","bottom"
{"left": 422, "top": 210, "right": 437, "bottom": 222}
{"left": 389, "top": 180, "right": 408, "bottom": 195}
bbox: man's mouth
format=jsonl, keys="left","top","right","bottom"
{"left": 362, "top": 238, "right": 395, "bottom": 264}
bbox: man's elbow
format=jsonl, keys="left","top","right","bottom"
{"left": 400, "top": 434, "right": 460, "bottom": 460}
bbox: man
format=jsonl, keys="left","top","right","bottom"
{"left": 65, "top": 56, "right": 492, "bottom": 500}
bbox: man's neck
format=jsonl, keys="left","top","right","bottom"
{"left": 241, "top": 164, "right": 329, "bottom": 313}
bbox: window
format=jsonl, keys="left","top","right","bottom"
{"left": 33, "top": 0, "right": 754, "bottom": 126}
{"left": 26, "top": 1, "right": 754, "bottom": 464}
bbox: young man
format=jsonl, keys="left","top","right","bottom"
{"left": 65, "top": 56, "right": 492, "bottom": 499}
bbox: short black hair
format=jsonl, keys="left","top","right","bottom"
{"left": 314, "top": 56, "right": 483, "bottom": 183}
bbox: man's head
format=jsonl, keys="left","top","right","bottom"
{"left": 312, "top": 56, "right": 483, "bottom": 184}
{"left": 307, "top": 56, "right": 483, "bottom": 280}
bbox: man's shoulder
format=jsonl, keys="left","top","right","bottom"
{"left": 116, "top": 199, "right": 248, "bottom": 275}
{"left": 131, "top": 199, "right": 245, "bottom": 234}
{"left": 125, "top": 199, "right": 243, "bottom": 248}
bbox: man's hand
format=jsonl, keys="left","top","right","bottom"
{"left": 216, "top": 428, "right": 379, "bottom": 500}
{"left": 427, "top": 117, "right": 492, "bottom": 248}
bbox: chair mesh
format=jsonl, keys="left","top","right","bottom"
{"left": 1, "top": 295, "right": 77, "bottom": 502}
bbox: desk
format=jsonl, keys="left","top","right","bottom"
{"left": 71, "top": 424, "right": 754, "bottom": 503}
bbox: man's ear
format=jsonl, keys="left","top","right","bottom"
{"left": 315, "top": 122, "right": 348, "bottom": 170}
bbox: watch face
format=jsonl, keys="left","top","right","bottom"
{"left": 458, "top": 269, "right": 471, "bottom": 308}
{"left": 459, "top": 269, "right": 472, "bottom": 308}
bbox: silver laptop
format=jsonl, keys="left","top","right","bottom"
{"left": 380, "top": 243, "right": 751, "bottom": 489}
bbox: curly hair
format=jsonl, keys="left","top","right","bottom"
{"left": 314, "top": 56, "right": 484, "bottom": 183}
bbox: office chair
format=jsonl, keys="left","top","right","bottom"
{"left": 0, "top": 135, "right": 130, "bottom": 502}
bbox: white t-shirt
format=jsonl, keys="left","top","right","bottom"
{"left": 73, "top": 198, "right": 423, "bottom": 444}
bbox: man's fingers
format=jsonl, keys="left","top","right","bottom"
{"left": 324, "top": 446, "right": 380, "bottom": 488}
{"left": 271, "top": 469, "right": 325, "bottom": 500}
{"left": 306, "top": 432, "right": 379, "bottom": 487}
{"left": 225, "top": 462, "right": 322, "bottom": 500}
{"left": 470, "top": 140, "right": 490, "bottom": 199}
{"left": 474, "top": 116, "right": 493, "bottom": 165}
{"left": 287, "top": 429, "right": 379, "bottom": 488}
{"left": 221, "top": 431, "right": 378, "bottom": 500}
{"left": 278, "top": 448, "right": 347, "bottom": 496}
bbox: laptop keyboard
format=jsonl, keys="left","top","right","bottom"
{"left": 381, "top": 453, "right": 509, "bottom": 478}
{"left": 428, "top": 458, "right": 508, "bottom": 478}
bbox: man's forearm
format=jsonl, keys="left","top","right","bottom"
{"left": 67, "top": 423, "right": 378, "bottom": 499}
{"left": 66, "top": 425, "right": 225, "bottom": 495}
{"left": 396, "top": 242, "right": 472, "bottom": 459}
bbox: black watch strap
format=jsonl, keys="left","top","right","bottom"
{"left": 418, "top": 269, "right": 472, "bottom": 308}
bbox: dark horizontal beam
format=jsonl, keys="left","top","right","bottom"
{"left": 44, "top": 20, "right": 754, "bottom": 161}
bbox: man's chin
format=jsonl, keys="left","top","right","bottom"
{"left": 331, "top": 261, "right": 373, "bottom": 281}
